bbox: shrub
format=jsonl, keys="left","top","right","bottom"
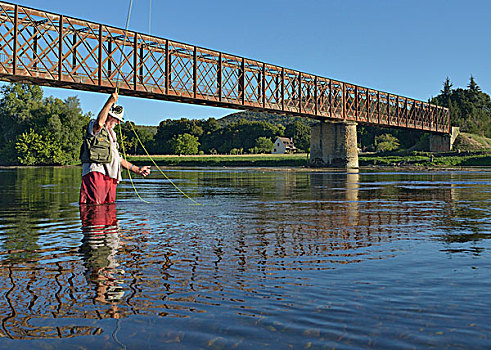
{"left": 170, "top": 133, "right": 200, "bottom": 155}
{"left": 375, "top": 134, "right": 400, "bottom": 152}
{"left": 15, "top": 129, "right": 65, "bottom": 165}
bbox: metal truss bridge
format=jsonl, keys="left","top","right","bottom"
{"left": 0, "top": 1, "right": 449, "bottom": 133}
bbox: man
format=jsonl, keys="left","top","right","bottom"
{"left": 80, "top": 92, "right": 150, "bottom": 204}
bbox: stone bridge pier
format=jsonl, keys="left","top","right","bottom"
{"left": 310, "top": 121, "right": 359, "bottom": 168}
{"left": 429, "top": 127, "right": 460, "bottom": 152}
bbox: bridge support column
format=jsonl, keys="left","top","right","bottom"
{"left": 429, "top": 127, "right": 459, "bottom": 152}
{"left": 310, "top": 121, "right": 359, "bottom": 168}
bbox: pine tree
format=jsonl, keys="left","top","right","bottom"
{"left": 468, "top": 75, "right": 481, "bottom": 92}
{"left": 441, "top": 77, "right": 453, "bottom": 97}
{"left": 431, "top": 76, "right": 490, "bottom": 137}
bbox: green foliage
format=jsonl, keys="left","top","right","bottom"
{"left": 375, "top": 133, "right": 400, "bottom": 152}
{"left": 452, "top": 132, "right": 491, "bottom": 151}
{"left": 358, "top": 126, "right": 421, "bottom": 152}
{"left": 359, "top": 152, "right": 490, "bottom": 167}
{"left": 128, "top": 153, "right": 309, "bottom": 167}
{"left": 285, "top": 120, "right": 310, "bottom": 152}
{"left": 116, "top": 122, "right": 157, "bottom": 155}
{"left": 0, "top": 83, "right": 89, "bottom": 165}
{"left": 154, "top": 118, "right": 204, "bottom": 154}
{"left": 201, "top": 119, "right": 284, "bottom": 154}
{"left": 0, "top": 83, "right": 43, "bottom": 146}
{"left": 119, "top": 112, "right": 312, "bottom": 156}
{"left": 170, "top": 133, "right": 200, "bottom": 155}
{"left": 432, "top": 76, "right": 491, "bottom": 137}
{"left": 8, "top": 75, "right": 489, "bottom": 165}
{"left": 219, "top": 111, "right": 314, "bottom": 127}
{"left": 15, "top": 129, "right": 64, "bottom": 165}
{"left": 254, "top": 137, "right": 274, "bottom": 153}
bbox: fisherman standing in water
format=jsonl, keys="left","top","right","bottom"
{"left": 80, "top": 92, "right": 150, "bottom": 204}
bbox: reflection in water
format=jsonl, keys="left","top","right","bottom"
{"left": 80, "top": 204, "right": 124, "bottom": 316}
{"left": 0, "top": 168, "right": 489, "bottom": 348}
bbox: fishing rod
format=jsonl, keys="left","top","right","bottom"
{"left": 115, "top": 0, "right": 201, "bottom": 205}
{"left": 114, "top": 0, "right": 134, "bottom": 95}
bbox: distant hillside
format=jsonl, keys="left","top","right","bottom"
{"left": 218, "top": 111, "right": 315, "bottom": 126}
{"left": 137, "top": 125, "right": 158, "bottom": 134}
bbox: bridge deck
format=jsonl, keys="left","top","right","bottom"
{"left": 0, "top": 2, "right": 449, "bottom": 133}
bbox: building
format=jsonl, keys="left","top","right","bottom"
{"left": 272, "top": 137, "right": 297, "bottom": 154}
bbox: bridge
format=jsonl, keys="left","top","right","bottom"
{"left": 0, "top": 1, "right": 452, "bottom": 167}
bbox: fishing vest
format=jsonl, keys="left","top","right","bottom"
{"left": 80, "top": 125, "right": 113, "bottom": 164}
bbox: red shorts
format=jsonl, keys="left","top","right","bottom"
{"left": 80, "top": 172, "right": 118, "bottom": 204}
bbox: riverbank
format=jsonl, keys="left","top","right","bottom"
{"left": 360, "top": 151, "right": 491, "bottom": 167}
{"left": 128, "top": 153, "right": 311, "bottom": 167}
{"left": 127, "top": 151, "right": 491, "bottom": 168}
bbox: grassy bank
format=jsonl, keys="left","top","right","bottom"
{"left": 127, "top": 151, "right": 491, "bottom": 168}
{"left": 359, "top": 151, "right": 491, "bottom": 167}
{"left": 128, "top": 153, "right": 310, "bottom": 167}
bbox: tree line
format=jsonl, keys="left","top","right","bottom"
{"left": 146, "top": 117, "right": 310, "bottom": 155}
{"left": 0, "top": 76, "right": 489, "bottom": 165}
{"left": 0, "top": 84, "right": 89, "bottom": 165}
{"left": 358, "top": 76, "right": 491, "bottom": 153}
{"left": 431, "top": 76, "right": 491, "bottom": 138}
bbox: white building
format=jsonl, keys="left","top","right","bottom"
{"left": 272, "top": 137, "right": 297, "bottom": 154}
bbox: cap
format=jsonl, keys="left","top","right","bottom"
{"left": 108, "top": 105, "right": 124, "bottom": 122}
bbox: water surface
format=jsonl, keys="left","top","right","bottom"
{"left": 0, "top": 167, "right": 490, "bottom": 349}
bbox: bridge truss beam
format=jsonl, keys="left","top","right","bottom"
{"left": 0, "top": 2, "right": 450, "bottom": 133}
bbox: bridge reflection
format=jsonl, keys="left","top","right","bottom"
{"left": 0, "top": 170, "right": 487, "bottom": 340}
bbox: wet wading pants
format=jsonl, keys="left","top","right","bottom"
{"left": 80, "top": 172, "right": 118, "bottom": 204}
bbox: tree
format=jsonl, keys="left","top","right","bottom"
{"left": 40, "top": 96, "right": 89, "bottom": 164}
{"left": 154, "top": 118, "right": 204, "bottom": 154}
{"left": 170, "top": 133, "right": 200, "bottom": 155}
{"left": 116, "top": 122, "right": 157, "bottom": 155}
{"left": 254, "top": 137, "right": 274, "bottom": 153}
{"left": 0, "top": 83, "right": 89, "bottom": 165}
{"left": 0, "top": 83, "right": 43, "bottom": 146}
{"left": 285, "top": 120, "right": 310, "bottom": 152}
{"left": 432, "top": 76, "right": 491, "bottom": 137}
{"left": 375, "top": 134, "right": 400, "bottom": 152}
{"left": 441, "top": 77, "right": 453, "bottom": 98}
{"left": 468, "top": 75, "right": 481, "bottom": 93}
{"left": 15, "top": 129, "right": 64, "bottom": 165}
{"left": 200, "top": 119, "right": 284, "bottom": 154}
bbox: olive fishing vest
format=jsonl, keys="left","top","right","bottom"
{"left": 80, "top": 125, "right": 113, "bottom": 164}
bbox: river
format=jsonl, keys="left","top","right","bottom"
{"left": 0, "top": 167, "right": 490, "bottom": 349}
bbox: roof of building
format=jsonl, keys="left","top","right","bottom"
{"left": 276, "top": 137, "right": 297, "bottom": 149}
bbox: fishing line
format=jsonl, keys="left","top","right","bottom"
{"left": 117, "top": 123, "right": 150, "bottom": 204}
{"left": 112, "top": 318, "right": 127, "bottom": 350}
{"left": 113, "top": 0, "right": 150, "bottom": 204}
{"left": 148, "top": 0, "right": 152, "bottom": 34}
{"left": 115, "top": 0, "right": 134, "bottom": 94}
{"left": 125, "top": 118, "right": 201, "bottom": 206}
{"left": 114, "top": 0, "right": 200, "bottom": 205}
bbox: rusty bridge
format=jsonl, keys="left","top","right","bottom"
{"left": 0, "top": 1, "right": 450, "bottom": 136}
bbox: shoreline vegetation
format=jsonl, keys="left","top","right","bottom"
{"left": 128, "top": 151, "right": 491, "bottom": 168}
{"left": 1, "top": 152, "right": 489, "bottom": 169}
{"left": 1, "top": 77, "right": 489, "bottom": 167}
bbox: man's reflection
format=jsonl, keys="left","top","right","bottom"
{"left": 79, "top": 204, "right": 124, "bottom": 318}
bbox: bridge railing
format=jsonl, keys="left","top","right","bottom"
{"left": 0, "top": 1, "right": 450, "bottom": 133}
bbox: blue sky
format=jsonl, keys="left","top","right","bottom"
{"left": 6, "top": 0, "right": 490, "bottom": 125}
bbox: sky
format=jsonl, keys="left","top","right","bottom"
{"left": 4, "top": 0, "right": 490, "bottom": 126}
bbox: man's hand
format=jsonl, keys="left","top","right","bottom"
{"left": 109, "top": 92, "right": 119, "bottom": 104}
{"left": 138, "top": 166, "right": 151, "bottom": 177}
